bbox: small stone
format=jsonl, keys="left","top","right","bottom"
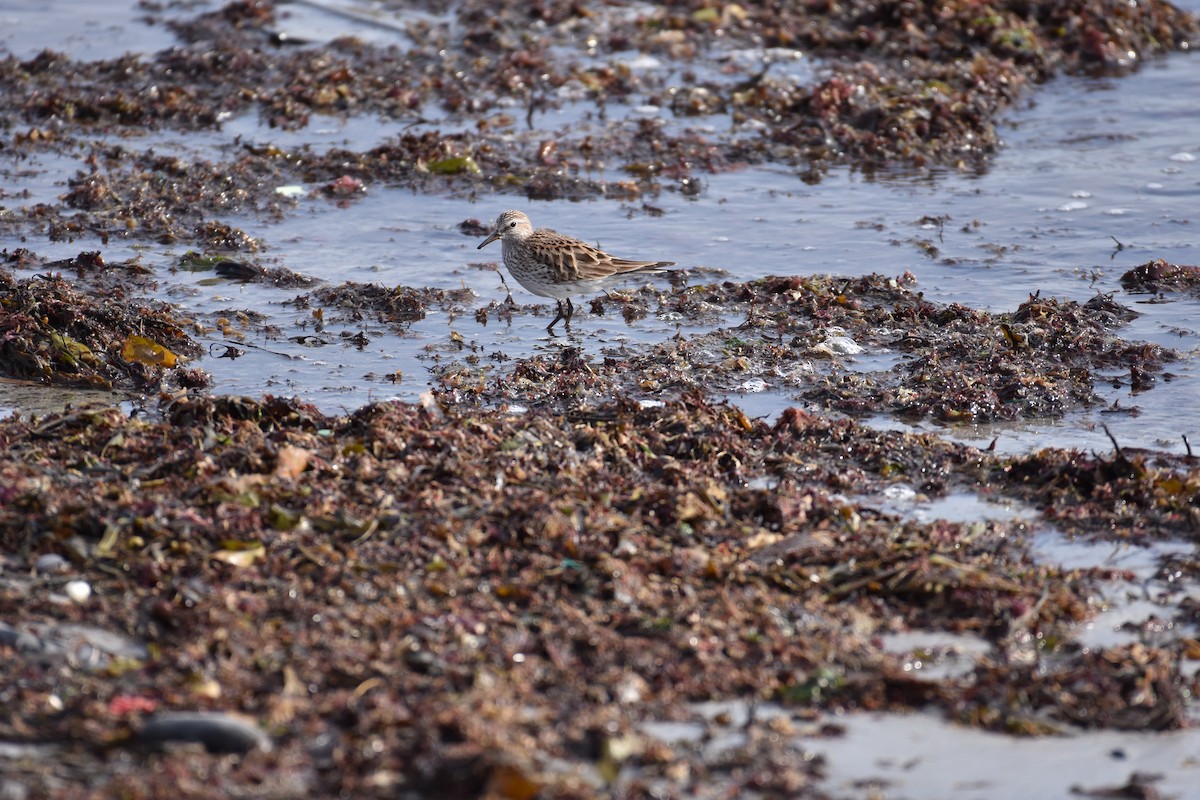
{"left": 64, "top": 580, "right": 92, "bottom": 603}
{"left": 140, "top": 712, "right": 272, "bottom": 754}
{"left": 34, "top": 554, "right": 68, "bottom": 573}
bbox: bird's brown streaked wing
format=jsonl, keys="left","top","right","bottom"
{"left": 532, "top": 231, "right": 605, "bottom": 281}
{"left": 530, "top": 229, "right": 674, "bottom": 281}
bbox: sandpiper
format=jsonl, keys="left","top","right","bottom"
{"left": 477, "top": 209, "right": 675, "bottom": 333}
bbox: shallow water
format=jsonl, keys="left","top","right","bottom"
{"left": 9, "top": 0, "right": 1197, "bottom": 453}
{"left": 642, "top": 700, "right": 1200, "bottom": 798}
{"left": 2, "top": 6, "right": 1196, "bottom": 515}
{"left": 0, "top": 0, "right": 179, "bottom": 62}
{"left": 813, "top": 711, "right": 1200, "bottom": 799}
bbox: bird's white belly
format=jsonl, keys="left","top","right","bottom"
{"left": 513, "top": 278, "right": 610, "bottom": 300}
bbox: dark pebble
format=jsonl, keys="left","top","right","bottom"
{"left": 139, "top": 712, "right": 272, "bottom": 754}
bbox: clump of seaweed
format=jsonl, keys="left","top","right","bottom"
{"left": 1121, "top": 258, "right": 1200, "bottom": 296}
{"left": 0, "top": 257, "right": 204, "bottom": 391}
{"left": 431, "top": 274, "right": 1174, "bottom": 424}
{"left": 0, "top": 392, "right": 1194, "bottom": 797}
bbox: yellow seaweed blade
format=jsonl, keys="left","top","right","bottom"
{"left": 120, "top": 335, "right": 178, "bottom": 367}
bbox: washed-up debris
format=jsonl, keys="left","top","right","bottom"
{"left": 1121, "top": 258, "right": 1200, "bottom": 295}
{"left": 433, "top": 274, "right": 1174, "bottom": 424}
{"left": 0, "top": 260, "right": 204, "bottom": 392}
{"left": 288, "top": 281, "right": 476, "bottom": 329}
{"left": 0, "top": 392, "right": 1195, "bottom": 797}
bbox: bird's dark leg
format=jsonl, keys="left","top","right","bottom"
{"left": 546, "top": 300, "right": 566, "bottom": 334}
{"left": 497, "top": 270, "right": 516, "bottom": 306}
{"left": 546, "top": 299, "right": 576, "bottom": 335}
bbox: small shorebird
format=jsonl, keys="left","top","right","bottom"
{"left": 477, "top": 209, "right": 675, "bottom": 333}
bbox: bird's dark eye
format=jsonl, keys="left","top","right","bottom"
{"left": 508, "top": 221, "right": 516, "bottom": 228}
